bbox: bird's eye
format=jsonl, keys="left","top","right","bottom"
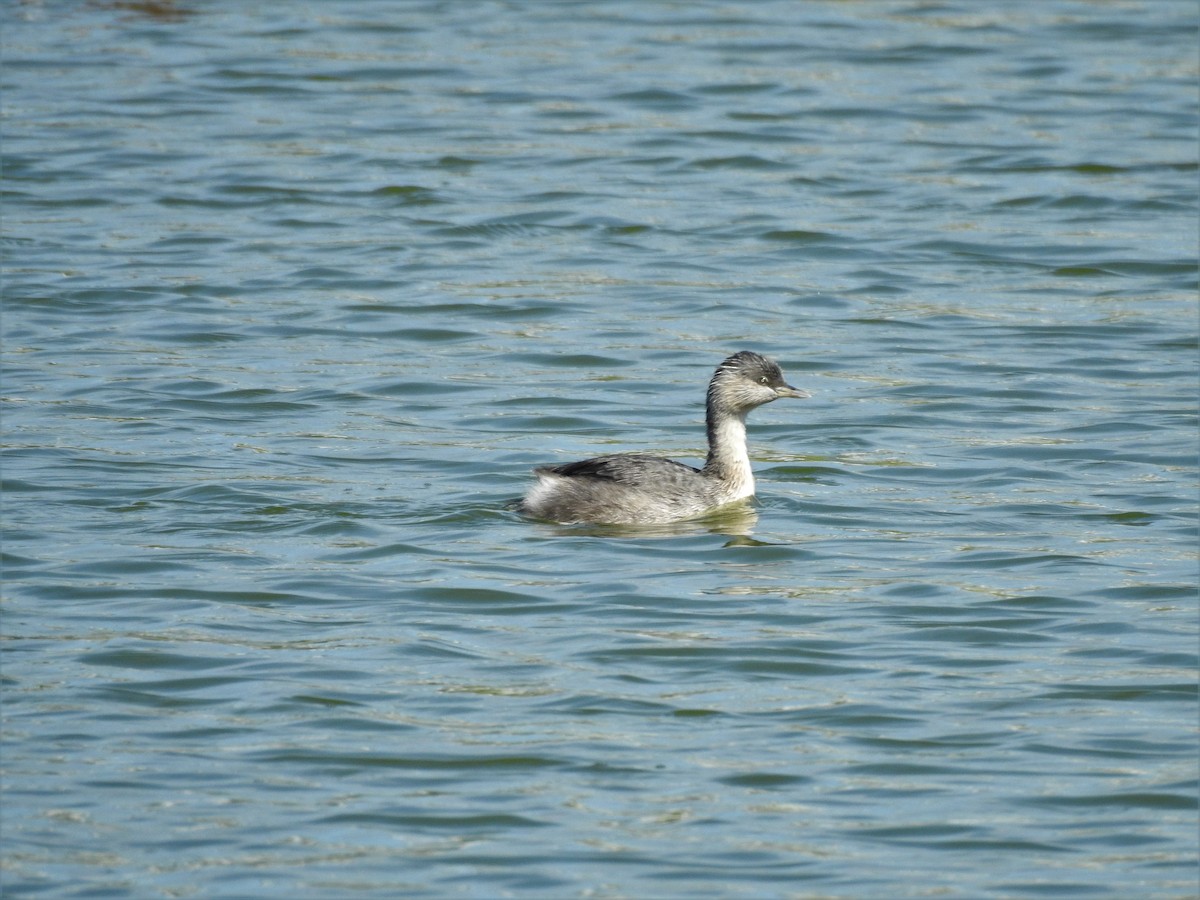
{"left": 759, "top": 376, "right": 769, "bottom": 385}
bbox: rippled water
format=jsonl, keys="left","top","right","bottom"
{"left": 3, "top": 1, "right": 1197, "bottom": 897}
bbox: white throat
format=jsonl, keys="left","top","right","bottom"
{"left": 706, "top": 412, "right": 755, "bottom": 499}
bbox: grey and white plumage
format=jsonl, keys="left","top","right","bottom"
{"left": 520, "top": 351, "right": 809, "bottom": 525}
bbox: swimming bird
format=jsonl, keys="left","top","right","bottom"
{"left": 520, "top": 351, "right": 809, "bottom": 525}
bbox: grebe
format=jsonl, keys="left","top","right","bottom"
{"left": 520, "top": 351, "right": 809, "bottom": 525}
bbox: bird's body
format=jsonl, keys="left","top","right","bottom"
{"left": 520, "top": 351, "right": 808, "bottom": 525}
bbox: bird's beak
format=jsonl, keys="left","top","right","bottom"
{"left": 775, "top": 383, "right": 811, "bottom": 399}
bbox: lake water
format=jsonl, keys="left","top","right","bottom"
{"left": 2, "top": 1, "right": 1197, "bottom": 897}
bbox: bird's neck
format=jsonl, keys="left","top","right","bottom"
{"left": 703, "top": 406, "right": 755, "bottom": 498}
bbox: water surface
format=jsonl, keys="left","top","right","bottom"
{"left": 3, "top": 1, "right": 1197, "bottom": 897}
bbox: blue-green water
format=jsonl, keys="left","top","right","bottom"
{"left": 2, "top": 2, "right": 1197, "bottom": 897}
